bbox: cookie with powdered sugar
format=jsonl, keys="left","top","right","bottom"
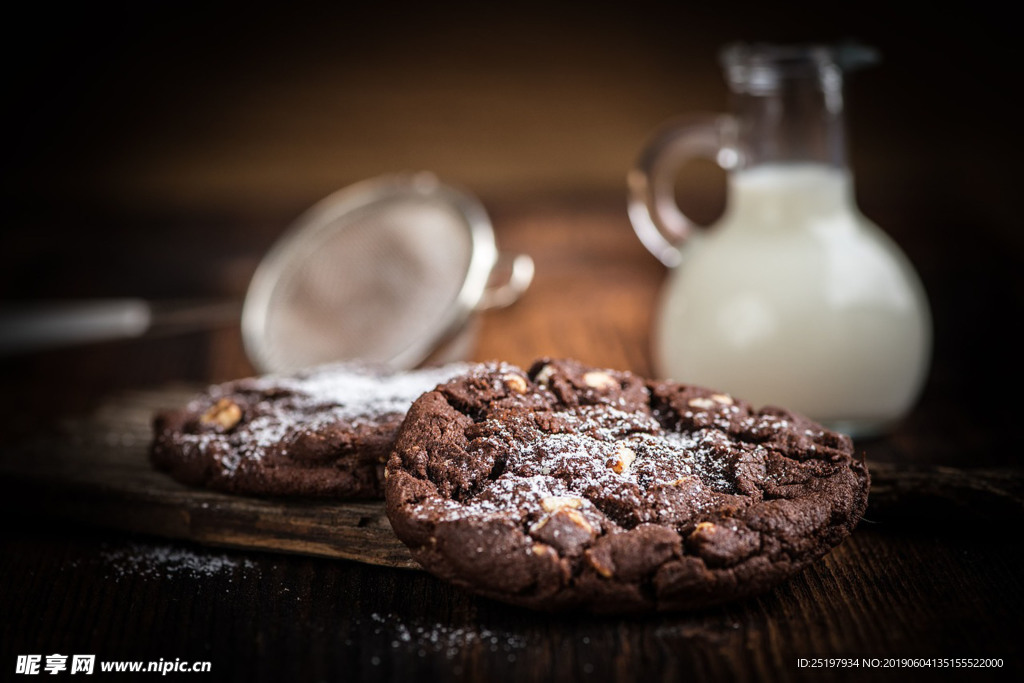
{"left": 151, "top": 363, "right": 470, "bottom": 498}
{"left": 384, "top": 358, "right": 869, "bottom": 612}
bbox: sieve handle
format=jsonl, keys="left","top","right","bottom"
{"left": 478, "top": 253, "right": 535, "bottom": 311}
{"left": 0, "top": 299, "right": 241, "bottom": 356}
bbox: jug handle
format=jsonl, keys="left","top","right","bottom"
{"left": 627, "top": 114, "right": 738, "bottom": 267}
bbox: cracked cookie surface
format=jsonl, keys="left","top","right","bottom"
{"left": 385, "top": 358, "right": 869, "bottom": 612}
{"left": 151, "top": 363, "right": 469, "bottom": 498}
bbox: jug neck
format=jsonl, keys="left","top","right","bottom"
{"left": 724, "top": 164, "right": 856, "bottom": 230}
{"left": 721, "top": 44, "right": 849, "bottom": 171}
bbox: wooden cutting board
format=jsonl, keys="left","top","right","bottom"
{"left": 2, "top": 387, "right": 1022, "bottom": 569}
{"left": 0, "top": 387, "right": 419, "bottom": 569}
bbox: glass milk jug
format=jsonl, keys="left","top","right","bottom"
{"left": 628, "top": 43, "right": 931, "bottom": 437}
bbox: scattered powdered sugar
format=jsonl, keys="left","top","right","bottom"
{"left": 736, "top": 413, "right": 790, "bottom": 438}
{"left": 362, "top": 612, "right": 529, "bottom": 660}
{"left": 571, "top": 404, "right": 662, "bottom": 440}
{"left": 681, "top": 402, "right": 744, "bottom": 431}
{"left": 94, "top": 541, "right": 257, "bottom": 582}
{"left": 488, "top": 404, "right": 737, "bottom": 494}
{"left": 436, "top": 474, "right": 568, "bottom": 518}
{"left": 231, "top": 414, "right": 294, "bottom": 466}
{"left": 275, "top": 363, "right": 472, "bottom": 422}
{"left": 629, "top": 429, "right": 736, "bottom": 492}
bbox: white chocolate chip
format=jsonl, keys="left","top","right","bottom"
{"left": 583, "top": 371, "right": 617, "bottom": 390}
{"left": 710, "top": 393, "right": 734, "bottom": 405}
{"left": 540, "top": 496, "right": 584, "bottom": 512}
{"left": 687, "top": 397, "right": 716, "bottom": 410}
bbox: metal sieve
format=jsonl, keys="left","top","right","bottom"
{"left": 0, "top": 173, "right": 534, "bottom": 372}
{"left": 242, "top": 173, "right": 533, "bottom": 372}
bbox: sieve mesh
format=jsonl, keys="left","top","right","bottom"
{"left": 251, "top": 194, "right": 475, "bottom": 373}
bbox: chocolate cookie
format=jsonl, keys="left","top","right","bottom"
{"left": 151, "top": 363, "right": 469, "bottom": 498}
{"left": 385, "top": 358, "right": 869, "bottom": 612}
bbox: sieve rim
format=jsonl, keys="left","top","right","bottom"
{"left": 240, "top": 172, "right": 498, "bottom": 374}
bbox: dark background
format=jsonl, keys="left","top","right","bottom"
{"left": 2, "top": 2, "right": 1017, "bottom": 224}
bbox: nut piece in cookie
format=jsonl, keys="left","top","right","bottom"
{"left": 606, "top": 444, "right": 636, "bottom": 475}
{"left": 199, "top": 398, "right": 243, "bottom": 431}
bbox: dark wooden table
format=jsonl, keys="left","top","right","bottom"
{"left": 1, "top": 195, "right": 1021, "bottom": 682}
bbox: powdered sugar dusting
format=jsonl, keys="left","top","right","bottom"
{"left": 410, "top": 362, "right": 783, "bottom": 534}
{"left": 362, "top": 612, "right": 528, "bottom": 660}
{"left": 170, "top": 363, "right": 471, "bottom": 476}
{"left": 275, "top": 363, "right": 472, "bottom": 421}
{"left": 94, "top": 541, "right": 257, "bottom": 582}
{"left": 466, "top": 406, "right": 741, "bottom": 519}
